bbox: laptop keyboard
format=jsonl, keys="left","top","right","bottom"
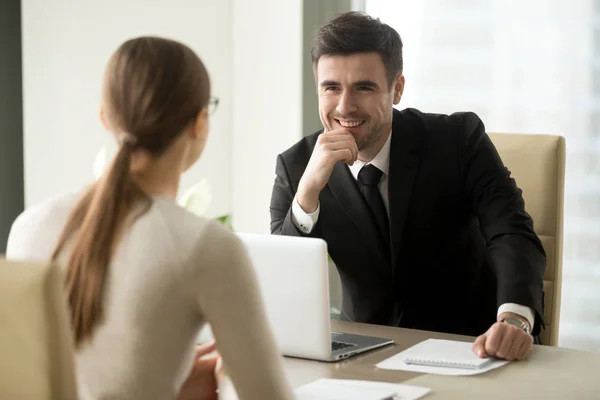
{"left": 332, "top": 341, "right": 357, "bottom": 352}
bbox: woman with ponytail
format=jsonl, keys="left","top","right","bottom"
{"left": 6, "top": 37, "right": 294, "bottom": 400}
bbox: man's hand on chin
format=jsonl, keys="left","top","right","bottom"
{"left": 472, "top": 312, "right": 534, "bottom": 361}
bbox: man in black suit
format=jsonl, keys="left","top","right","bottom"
{"left": 270, "top": 12, "right": 546, "bottom": 361}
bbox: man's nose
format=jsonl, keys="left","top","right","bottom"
{"left": 336, "top": 91, "right": 358, "bottom": 116}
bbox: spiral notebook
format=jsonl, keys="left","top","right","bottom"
{"left": 400, "top": 339, "right": 493, "bottom": 369}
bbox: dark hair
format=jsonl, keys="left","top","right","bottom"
{"left": 52, "top": 36, "right": 211, "bottom": 346}
{"left": 311, "top": 12, "right": 403, "bottom": 86}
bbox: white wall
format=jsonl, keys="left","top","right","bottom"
{"left": 21, "top": 0, "right": 233, "bottom": 218}
{"left": 23, "top": 0, "right": 308, "bottom": 232}
{"left": 231, "top": 0, "right": 304, "bottom": 233}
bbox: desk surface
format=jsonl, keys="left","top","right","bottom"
{"left": 220, "top": 320, "right": 600, "bottom": 399}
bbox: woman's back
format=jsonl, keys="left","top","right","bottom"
{"left": 7, "top": 192, "right": 293, "bottom": 400}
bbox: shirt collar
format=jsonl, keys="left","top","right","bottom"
{"left": 347, "top": 130, "right": 392, "bottom": 180}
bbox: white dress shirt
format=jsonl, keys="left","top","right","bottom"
{"left": 291, "top": 132, "right": 535, "bottom": 329}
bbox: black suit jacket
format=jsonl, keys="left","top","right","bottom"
{"left": 270, "top": 108, "right": 546, "bottom": 337}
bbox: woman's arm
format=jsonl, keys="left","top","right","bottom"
{"left": 189, "top": 223, "right": 294, "bottom": 400}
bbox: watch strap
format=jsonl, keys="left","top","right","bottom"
{"left": 501, "top": 317, "right": 531, "bottom": 334}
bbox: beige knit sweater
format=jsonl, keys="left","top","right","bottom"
{"left": 6, "top": 192, "right": 294, "bottom": 400}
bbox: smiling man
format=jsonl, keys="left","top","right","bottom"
{"left": 269, "top": 12, "right": 546, "bottom": 361}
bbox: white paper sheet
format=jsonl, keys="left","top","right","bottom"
{"left": 295, "top": 378, "right": 431, "bottom": 400}
{"left": 376, "top": 339, "right": 509, "bottom": 376}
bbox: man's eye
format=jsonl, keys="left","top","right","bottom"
{"left": 358, "top": 86, "right": 373, "bottom": 91}
{"left": 325, "top": 86, "right": 340, "bottom": 92}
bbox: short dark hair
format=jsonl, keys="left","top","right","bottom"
{"left": 311, "top": 12, "right": 403, "bottom": 86}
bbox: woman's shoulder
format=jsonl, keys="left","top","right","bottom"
{"left": 6, "top": 190, "right": 81, "bottom": 259}
{"left": 11, "top": 191, "right": 80, "bottom": 232}
{"left": 148, "top": 197, "right": 242, "bottom": 257}
{"left": 149, "top": 196, "right": 218, "bottom": 239}
{"left": 149, "top": 199, "right": 246, "bottom": 275}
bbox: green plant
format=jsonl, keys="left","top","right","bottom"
{"left": 215, "top": 214, "right": 233, "bottom": 230}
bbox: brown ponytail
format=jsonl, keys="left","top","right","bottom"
{"left": 52, "top": 142, "right": 149, "bottom": 345}
{"left": 52, "top": 36, "right": 210, "bottom": 346}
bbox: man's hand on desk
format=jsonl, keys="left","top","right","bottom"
{"left": 472, "top": 312, "right": 534, "bottom": 361}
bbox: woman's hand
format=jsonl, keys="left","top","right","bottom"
{"left": 178, "top": 341, "right": 222, "bottom": 400}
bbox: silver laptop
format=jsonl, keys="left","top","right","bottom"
{"left": 236, "top": 233, "right": 393, "bottom": 362}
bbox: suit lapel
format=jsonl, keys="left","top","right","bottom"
{"left": 327, "top": 161, "right": 391, "bottom": 275}
{"left": 388, "top": 109, "right": 422, "bottom": 271}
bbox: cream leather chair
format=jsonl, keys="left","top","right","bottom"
{"left": 0, "top": 258, "right": 77, "bottom": 399}
{"left": 489, "top": 133, "right": 566, "bottom": 346}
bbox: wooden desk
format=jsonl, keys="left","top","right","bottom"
{"left": 220, "top": 320, "right": 600, "bottom": 399}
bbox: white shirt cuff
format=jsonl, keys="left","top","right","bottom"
{"left": 497, "top": 303, "right": 535, "bottom": 330}
{"left": 291, "top": 197, "right": 320, "bottom": 234}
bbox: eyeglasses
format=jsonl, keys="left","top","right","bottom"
{"left": 207, "top": 96, "right": 219, "bottom": 115}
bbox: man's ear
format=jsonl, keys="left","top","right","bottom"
{"left": 392, "top": 74, "right": 405, "bottom": 105}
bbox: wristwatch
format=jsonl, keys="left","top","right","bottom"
{"left": 501, "top": 317, "right": 531, "bottom": 335}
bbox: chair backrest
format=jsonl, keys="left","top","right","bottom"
{"left": 0, "top": 258, "right": 77, "bottom": 399}
{"left": 488, "top": 133, "right": 566, "bottom": 346}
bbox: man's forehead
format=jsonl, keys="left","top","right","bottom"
{"left": 316, "top": 53, "right": 386, "bottom": 83}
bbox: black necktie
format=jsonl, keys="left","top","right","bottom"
{"left": 357, "top": 165, "right": 390, "bottom": 255}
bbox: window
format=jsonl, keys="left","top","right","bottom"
{"left": 366, "top": 0, "right": 600, "bottom": 350}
